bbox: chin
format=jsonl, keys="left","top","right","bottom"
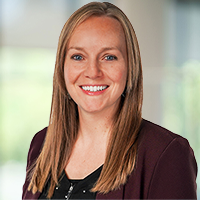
{"left": 77, "top": 103, "right": 105, "bottom": 113}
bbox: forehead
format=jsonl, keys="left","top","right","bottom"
{"left": 77, "top": 15, "right": 123, "bottom": 31}
{"left": 68, "top": 16, "right": 126, "bottom": 47}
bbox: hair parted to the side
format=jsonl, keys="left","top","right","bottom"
{"left": 28, "top": 1, "right": 143, "bottom": 198}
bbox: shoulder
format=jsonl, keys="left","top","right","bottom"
{"left": 22, "top": 127, "right": 48, "bottom": 200}
{"left": 26, "top": 127, "right": 47, "bottom": 169}
{"left": 137, "top": 119, "right": 196, "bottom": 168}
{"left": 134, "top": 119, "right": 197, "bottom": 199}
{"left": 138, "top": 119, "right": 192, "bottom": 153}
{"left": 30, "top": 127, "right": 47, "bottom": 149}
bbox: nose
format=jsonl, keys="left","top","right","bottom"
{"left": 84, "top": 60, "right": 102, "bottom": 79}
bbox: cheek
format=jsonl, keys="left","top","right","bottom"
{"left": 109, "top": 66, "right": 127, "bottom": 84}
{"left": 64, "top": 65, "right": 78, "bottom": 85}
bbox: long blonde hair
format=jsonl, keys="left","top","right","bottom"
{"left": 28, "top": 2, "right": 143, "bottom": 198}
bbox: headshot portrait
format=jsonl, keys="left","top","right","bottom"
{"left": 0, "top": 1, "right": 199, "bottom": 200}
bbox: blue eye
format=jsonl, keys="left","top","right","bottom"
{"left": 105, "top": 55, "right": 117, "bottom": 61}
{"left": 72, "top": 55, "right": 83, "bottom": 60}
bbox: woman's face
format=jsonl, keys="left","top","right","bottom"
{"left": 64, "top": 16, "right": 127, "bottom": 115}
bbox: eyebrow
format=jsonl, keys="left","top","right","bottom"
{"left": 67, "top": 46, "right": 120, "bottom": 52}
{"left": 67, "top": 47, "right": 84, "bottom": 51}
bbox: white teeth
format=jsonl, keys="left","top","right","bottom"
{"left": 90, "top": 86, "right": 93, "bottom": 91}
{"left": 82, "top": 86, "right": 107, "bottom": 92}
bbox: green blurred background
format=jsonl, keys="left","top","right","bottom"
{"left": 0, "top": 0, "right": 199, "bottom": 199}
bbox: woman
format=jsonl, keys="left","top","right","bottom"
{"left": 22, "top": 2, "right": 197, "bottom": 199}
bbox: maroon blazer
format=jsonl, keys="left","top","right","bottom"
{"left": 22, "top": 119, "right": 197, "bottom": 199}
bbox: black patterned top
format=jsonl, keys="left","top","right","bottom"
{"left": 39, "top": 165, "right": 103, "bottom": 199}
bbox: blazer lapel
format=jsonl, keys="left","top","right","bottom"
{"left": 96, "top": 186, "right": 124, "bottom": 199}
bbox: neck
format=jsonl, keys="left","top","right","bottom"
{"left": 77, "top": 109, "right": 116, "bottom": 145}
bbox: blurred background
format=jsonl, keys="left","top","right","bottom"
{"left": 0, "top": 0, "right": 199, "bottom": 199}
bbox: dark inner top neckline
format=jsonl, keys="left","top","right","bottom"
{"left": 39, "top": 165, "right": 103, "bottom": 199}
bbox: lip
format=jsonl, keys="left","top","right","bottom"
{"left": 80, "top": 85, "right": 109, "bottom": 95}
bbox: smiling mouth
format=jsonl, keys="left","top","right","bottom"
{"left": 81, "top": 85, "right": 108, "bottom": 92}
